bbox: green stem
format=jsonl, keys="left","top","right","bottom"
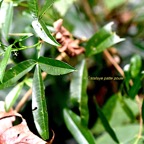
{"left": 18, "top": 2, "right": 28, "bottom": 8}
{"left": 36, "top": 43, "right": 42, "bottom": 58}
{"left": 13, "top": 42, "right": 41, "bottom": 51}
{"left": 0, "top": 42, "right": 41, "bottom": 56}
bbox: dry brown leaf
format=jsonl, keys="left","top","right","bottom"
{"left": 0, "top": 102, "right": 53, "bottom": 144}
{"left": 53, "top": 19, "right": 85, "bottom": 57}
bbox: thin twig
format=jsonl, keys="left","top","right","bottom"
{"left": 15, "top": 52, "right": 68, "bottom": 112}
{"left": 82, "top": 0, "right": 98, "bottom": 31}
{"left": 103, "top": 49, "right": 124, "bottom": 76}
{"left": 9, "top": 33, "right": 33, "bottom": 36}
{"left": 136, "top": 96, "right": 143, "bottom": 139}
{"left": 15, "top": 89, "right": 32, "bottom": 112}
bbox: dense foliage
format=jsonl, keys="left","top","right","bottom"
{"left": 0, "top": 0, "right": 144, "bottom": 144}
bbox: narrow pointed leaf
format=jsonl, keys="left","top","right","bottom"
{"left": 128, "top": 75, "right": 141, "bottom": 99}
{"left": 32, "top": 65, "right": 49, "bottom": 140}
{"left": 63, "top": 109, "right": 95, "bottom": 144}
{"left": 38, "top": 56, "right": 75, "bottom": 75}
{"left": 28, "top": 0, "right": 38, "bottom": 19}
{"left": 101, "top": 94, "right": 118, "bottom": 121}
{"left": 5, "top": 82, "right": 23, "bottom": 112}
{"left": 119, "top": 95, "right": 135, "bottom": 122}
{"left": 70, "top": 60, "right": 89, "bottom": 126}
{"left": 0, "top": 45, "right": 12, "bottom": 83}
{"left": 95, "top": 103, "right": 119, "bottom": 143}
{"left": 70, "top": 60, "right": 84, "bottom": 103}
{"left": 39, "top": 0, "right": 54, "bottom": 19}
{"left": 0, "top": 59, "right": 36, "bottom": 89}
{"left": 86, "top": 22, "right": 125, "bottom": 56}
{"left": 80, "top": 61, "right": 89, "bottom": 126}
{"left": 32, "top": 19, "right": 59, "bottom": 46}
{"left": 2, "top": 1, "right": 13, "bottom": 39}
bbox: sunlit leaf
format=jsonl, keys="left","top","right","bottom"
{"left": 28, "top": 0, "right": 38, "bottom": 19}
{"left": 2, "top": 1, "right": 13, "bottom": 39}
{"left": 39, "top": 0, "right": 54, "bottom": 19}
{"left": 0, "top": 59, "right": 36, "bottom": 89}
{"left": 32, "top": 19, "right": 59, "bottom": 46}
{"left": 32, "top": 64, "right": 49, "bottom": 140}
{"left": 5, "top": 82, "right": 23, "bottom": 112}
{"left": 70, "top": 60, "right": 89, "bottom": 126}
{"left": 70, "top": 60, "right": 83, "bottom": 103}
{"left": 38, "top": 56, "right": 75, "bottom": 75}
{"left": 95, "top": 102, "right": 119, "bottom": 143}
{"left": 63, "top": 109, "right": 95, "bottom": 144}
{"left": 86, "top": 22, "right": 125, "bottom": 57}
{"left": 130, "top": 54, "right": 142, "bottom": 78}
{"left": 0, "top": 45, "right": 12, "bottom": 83}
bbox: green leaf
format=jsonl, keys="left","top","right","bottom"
{"left": 119, "top": 94, "right": 135, "bottom": 122}
{"left": 0, "top": 59, "right": 36, "bottom": 89}
{"left": 2, "top": 1, "right": 13, "bottom": 39}
{"left": 128, "top": 75, "right": 141, "bottom": 99}
{"left": 130, "top": 54, "right": 142, "bottom": 78}
{"left": 28, "top": 0, "right": 38, "bottom": 19}
{"left": 0, "top": 45, "right": 12, "bottom": 83}
{"left": 70, "top": 60, "right": 84, "bottom": 103}
{"left": 96, "top": 124, "right": 140, "bottom": 144}
{"left": 86, "top": 22, "right": 125, "bottom": 57}
{"left": 32, "top": 19, "right": 59, "bottom": 46}
{"left": 92, "top": 94, "right": 139, "bottom": 134}
{"left": 39, "top": 0, "right": 54, "bottom": 19}
{"left": 32, "top": 64, "right": 49, "bottom": 140}
{"left": 70, "top": 60, "right": 89, "bottom": 126}
{"left": 5, "top": 82, "right": 23, "bottom": 112}
{"left": 63, "top": 109, "right": 95, "bottom": 144}
{"left": 95, "top": 103, "right": 119, "bottom": 143}
{"left": 102, "top": 95, "right": 118, "bottom": 121}
{"left": 38, "top": 56, "right": 75, "bottom": 75}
